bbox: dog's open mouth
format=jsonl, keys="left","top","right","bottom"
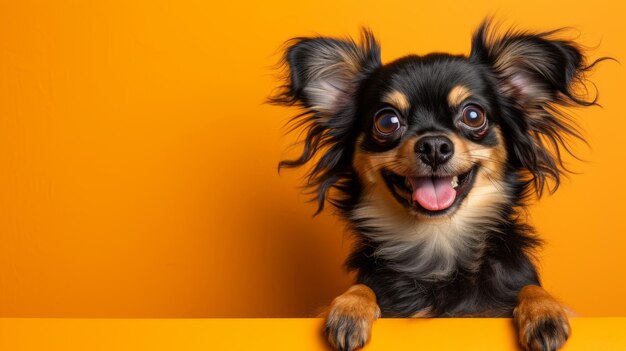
{"left": 382, "top": 165, "right": 479, "bottom": 216}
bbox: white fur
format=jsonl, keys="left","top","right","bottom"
{"left": 351, "top": 168, "right": 511, "bottom": 281}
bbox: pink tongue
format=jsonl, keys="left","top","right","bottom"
{"left": 409, "top": 176, "right": 457, "bottom": 211}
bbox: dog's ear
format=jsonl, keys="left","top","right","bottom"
{"left": 271, "top": 29, "right": 381, "bottom": 213}
{"left": 276, "top": 29, "right": 380, "bottom": 115}
{"left": 470, "top": 21, "right": 603, "bottom": 195}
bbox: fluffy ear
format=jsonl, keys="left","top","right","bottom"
{"left": 271, "top": 29, "right": 381, "bottom": 213}
{"left": 470, "top": 21, "right": 604, "bottom": 195}
{"left": 276, "top": 29, "right": 381, "bottom": 115}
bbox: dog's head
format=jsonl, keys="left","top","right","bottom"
{"left": 272, "top": 21, "right": 601, "bottom": 222}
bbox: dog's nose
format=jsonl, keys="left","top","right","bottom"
{"left": 415, "top": 136, "right": 454, "bottom": 168}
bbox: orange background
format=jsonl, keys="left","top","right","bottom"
{"left": 0, "top": 0, "right": 624, "bottom": 318}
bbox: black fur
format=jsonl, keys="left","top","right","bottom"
{"left": 271, "top": 19, "right": 605, "bottom": 348}
{"left": 271, "top": 31, "right": 380, "bottom": 214}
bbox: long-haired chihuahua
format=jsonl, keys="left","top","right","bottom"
{"left": 271, "top": 20, "right": 606, "bottom": 351}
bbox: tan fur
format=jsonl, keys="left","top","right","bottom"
{"left": 351, "top": 130, "right": 509, "bottom": 279}
{"left": 446, "top": 130, "right": 509, "bottom": 232}
{"left": 411, "top": 307, "right": 434, "bottom": 318}
{"left": 447, "top": 85, "right": 472, "bottom": 107}
{"left": 514, "top": 285, "right": 571, "bottom": 351}
{"left": 325, "top": 284, "right": 381, "bottom": 350}
{"left": 383, "top": 90, "right": 410, "bottom": 114}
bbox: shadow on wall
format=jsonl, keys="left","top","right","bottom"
{"left": 197, "top": 113, "right": 354, "bottom": 317}
{"left": 219, "top": 180, "right": 354, "bottom": 317}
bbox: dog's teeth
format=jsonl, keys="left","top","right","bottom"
{"left": 405, "top": 178, "right": 411, "bottom": 189}
{"left": 451, "top": 176, "right": 459, "bottom": 189}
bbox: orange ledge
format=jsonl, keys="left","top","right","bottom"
{"left": 1, "top": 318, "right": 625, "bottom": 350}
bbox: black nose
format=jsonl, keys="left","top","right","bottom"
{"left": 415, "top": 136, "right": 454, "bottom": 168}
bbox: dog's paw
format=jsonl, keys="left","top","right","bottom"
{"left": 518, "top": 315, "right": 570, "bottom": 351}
{"left": 324, "top": 285, "right": 380, "bottom": 351}
{"left": 514, "top": 287, "right": 571, "bottom": 351}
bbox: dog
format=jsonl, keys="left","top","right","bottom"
{"left": 271, "top": 20, "right": 605, "bottom": 351}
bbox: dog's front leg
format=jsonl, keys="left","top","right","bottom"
{"left": 514, "top": 285, "right": 571, "bottom": 351}
{"left": 324, "top": 284, "right": 381, "bottom": 351}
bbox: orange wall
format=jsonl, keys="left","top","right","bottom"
{"left": 0, "top": 0, "right": 624, "bottom": 317}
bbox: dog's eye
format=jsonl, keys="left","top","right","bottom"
{"left": 374, "top": 109, "right": 401, "bottom": 135}
{"left": 461, "top": 105, "right": 486, "bottom": 129}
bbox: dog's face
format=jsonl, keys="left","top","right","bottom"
{"left": 273, "top": 22, "right": 596, "bottom": 223}
{"left": 353, "top": 56, "right": 508, "bottom": 220}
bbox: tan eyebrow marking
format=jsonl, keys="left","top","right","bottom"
{"left": 383, "top": 90, "right": 410, "bottom": 113}
{"left": 447, "top": 85, "right": 472, "bottom": 107}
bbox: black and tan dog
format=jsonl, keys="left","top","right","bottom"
{"left": 272, "top": 20, "right": 605, "bottom": 351}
